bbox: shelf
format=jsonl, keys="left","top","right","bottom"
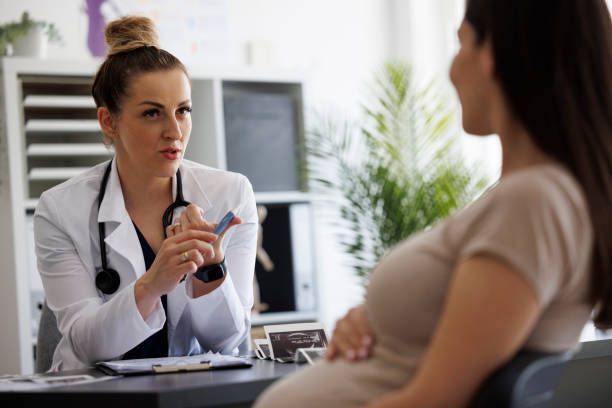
{"left": 29, "top": 167, "right": 90, "bottom": 181}
{"left": 251, "top": 311, "right": 318, "bottom": 326}
{"left": 254, "top": 191, "right": 313, "bottom": 204}
{"left": 23, "top": 95, "right": 96, "bottom": 108}
{"left": 27, "top": 143, "right": 110, "bottom": 156}
{"left": 25, "top": 119, "right": 100, "bottom": 133}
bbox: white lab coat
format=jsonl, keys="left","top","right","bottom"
{"left": 34, "top": 159, "right": 257, "bottom": 371}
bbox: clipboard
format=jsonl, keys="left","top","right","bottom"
{"left": 96, "top": 353, "right": 252, "bottom": 376}
{"left": 152, "top": 361, "right": 211, "bottom": 374}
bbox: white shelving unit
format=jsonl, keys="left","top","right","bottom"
{"left": 27, "top": 143, "right": 109, "bottom": 156}
{"left": 0, "top": 57, "right": 317, "bottom": 374}
{"left": 28, "top": 167, "right": 93, "bottom": 181}
{"left": 23, "top": 95, "right": 96, "bottom": 108}
{"left": 25, "top": 119, "right": 101, "bottom": 133}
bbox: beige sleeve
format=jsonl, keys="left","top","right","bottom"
{"left": 458, "top": 175, "right": 578, "bottom": 306}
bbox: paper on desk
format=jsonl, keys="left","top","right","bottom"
{"left": 98, "top": 351, "right": 251, "bottom": 374}
{"left": 0, "top": 374, "right": 115, "bottom": 391}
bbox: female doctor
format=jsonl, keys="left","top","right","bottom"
{"left": 34, "top": 16, "right": 257, "bottom": 371}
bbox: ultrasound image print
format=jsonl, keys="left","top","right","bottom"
{"left": 269, "top": 330, "right": 328, "bottom": 359}
{"left": 295, "top": 347, "right": 326, "bottom": 364}
{"left": 260, "top": 343, "right": 271, "bottom": 358}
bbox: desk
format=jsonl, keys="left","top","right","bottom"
{"left": 0, "top": 359, "right": 302, "bottom": 408}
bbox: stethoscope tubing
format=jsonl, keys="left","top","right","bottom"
{"left": 95, "top": 159, "right": 190, "bottom": 294}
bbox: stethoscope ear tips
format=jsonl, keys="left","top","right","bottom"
{"left": 96, "top": 268, "right": 121, "bottom": 295}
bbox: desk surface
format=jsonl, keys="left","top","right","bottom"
{"left": 0, "top": 359, "right": 302, "bottom": 408}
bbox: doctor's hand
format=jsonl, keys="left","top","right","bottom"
{"left": 326, "top": 305, "right": 375, "bottom": 362}
{"left": 134, "top": 229, "right": 216, "bottom": 319}
{"left": 167, "top": 204, "right": 242, "bottom": 265}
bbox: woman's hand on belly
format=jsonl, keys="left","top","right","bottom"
{"left": 327, "top": 305, "right": 375, "bottom": 361}
{"left": 135, "top": 229, "right": 217, "bottom": 318}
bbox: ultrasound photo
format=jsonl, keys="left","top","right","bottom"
{"left": 265, "top": 323, "right": 328, "bottom": 360}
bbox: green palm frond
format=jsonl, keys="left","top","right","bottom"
{"left": 307, "top": 61, "right": 488, "bottom": 283}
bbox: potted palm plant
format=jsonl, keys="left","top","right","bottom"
{"left": 0, "top": 12, "right": 63, "bottom": 57}
{"left": 307, "top": 62, "right": 488, "bottom": 282}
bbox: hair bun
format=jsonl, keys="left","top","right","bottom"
{"left": 105, "top": 16, "right": 160, "bottom": 56}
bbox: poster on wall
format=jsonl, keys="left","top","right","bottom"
{"left": 84, "top": 0, "right": 233, "bottom": 64}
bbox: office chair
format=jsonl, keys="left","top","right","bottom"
{"left": 549, "top": 338, "right": 612, "bottom": 407}
{"left": 35, "top": 301, "right": 62, "bottom": 373}
{"left": 471, "top": 350, "right": 571, "bottom": 408}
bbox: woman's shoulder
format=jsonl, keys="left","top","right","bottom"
{"left": 487, "top": 163, "right": 589, "bottom": 218}
{"left": 180, "top": 159, "right": 255, "bottom": 204}
{"left": 37, "top": 162, "right": 107, "bottom": 210}
{"left": 181, "top": 159, "right": 251, "bottom": 186}
{"left": 447, "top": 162, "right": 592, "bottom": 258}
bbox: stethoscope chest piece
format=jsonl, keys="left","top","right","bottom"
{"left": 96, "top": 268, "right": 121, "bottom": 295}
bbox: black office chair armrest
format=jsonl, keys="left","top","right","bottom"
{"left": 471, "top": 350, "right": 571, "bottom": 408}
{"left": 36, "top": 301, "right": 62, "bottom": 373}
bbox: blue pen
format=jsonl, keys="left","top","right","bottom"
{"left": 213, "top": 209, "right": 238, "bottom": 235}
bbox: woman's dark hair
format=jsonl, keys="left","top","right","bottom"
{"left": 465, "top": 0, "right": 612, "bottom": 327}
{"left": 91, "top": 16, "right": 188, "bottom": 114}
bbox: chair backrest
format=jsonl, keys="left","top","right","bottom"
{"left": 550, "top": 339, "right": 612, "bottom": 407}
{"left": 35, "top": 301, "right": 62, "bottom": 373}
{"left": 471, "top": 350, "right": 571, "bottom": 408}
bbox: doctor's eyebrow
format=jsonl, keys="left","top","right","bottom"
{"left": 138, "top": 99, "right": 192, "bottom": 107}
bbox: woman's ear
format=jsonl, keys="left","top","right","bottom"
{"left": 97, "top": 107, "right": 118, "bottom": 142}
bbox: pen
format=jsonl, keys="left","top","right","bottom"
{"left": 213, "top": 208, "right": 238, "bottom": 235}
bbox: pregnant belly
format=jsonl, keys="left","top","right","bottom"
{"left": 256, "top": 353, "right": 418, "bottom": 408}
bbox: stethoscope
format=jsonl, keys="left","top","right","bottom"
{"left": 95, "top": 160, "right": 190, "bottom": 294}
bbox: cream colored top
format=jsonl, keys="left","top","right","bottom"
{"left": 256, "top": 164, "right": 594, "bottom": 408}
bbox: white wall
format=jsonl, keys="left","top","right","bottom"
{"left": 0, "top": 0, "right": 90, "bottom": 59}
{"left": 229, "top": 0, "right": 391, "bottom": 114}
{"left": 390, "top": 0, "right": 501, "bottom": 179}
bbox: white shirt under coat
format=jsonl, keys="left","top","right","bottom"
{"left": 34, "top": 159, "right": 257, "bottom": 371}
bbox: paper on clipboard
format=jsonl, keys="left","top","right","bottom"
{"left": 97, "top": 352, "right": 252, "bottom": 375}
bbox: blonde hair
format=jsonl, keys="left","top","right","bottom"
{"left": 105, "top": 16, "right": 160, "bottom": 56}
